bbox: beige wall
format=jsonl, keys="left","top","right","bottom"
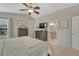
{"left": 0, "top": 13, "right": 35, "bottom": 38}
{"left": 57, "top": 17, "right": 72, "bottom": 47}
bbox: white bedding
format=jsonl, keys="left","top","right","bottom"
{"left": 0, "top": 36, "right": 52, "bottom": 56}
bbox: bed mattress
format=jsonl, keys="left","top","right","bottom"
{"left": 0, "top": 36, "right": 52, "bottom": 56}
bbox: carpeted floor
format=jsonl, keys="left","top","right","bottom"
{"left": 47, "top": 39, "right": 79, "bottom": 56}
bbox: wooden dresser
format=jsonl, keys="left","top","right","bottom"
{"left": 35, "top": 30, "right": 47, "bottom": 41}
{"left": 18, "top": 28, "right": 28, "bottom": 37}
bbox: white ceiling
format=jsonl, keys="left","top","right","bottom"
{"left": 0, "top": 3, "right": 78, "bottom": 18}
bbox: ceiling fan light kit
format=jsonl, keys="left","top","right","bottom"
{"left": 28, "top": 9, "right": 33, "bottom": 12}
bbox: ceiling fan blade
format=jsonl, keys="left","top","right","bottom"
{"left": 34, "top": 10, "right": 39, "bottom": 14}
{"left": 34, "top": 6, "right": 40, "bottom": 9}
{"left": 30, "top": 3, "right": 32, "bottom": 6}
{"left": 19, "top": 9, "right": 27, "bottom": 11}
{"left": 22, "top": 3, "right": 28, "bottom": 7}
{"left": 29, "top": 12, "right": 31, "bottom": 15}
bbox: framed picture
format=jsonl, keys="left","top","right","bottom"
{"left": 61, "top": 20, "right": 68, "bottom": 28}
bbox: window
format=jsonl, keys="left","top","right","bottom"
{"left": 0, "top": 18, "right": 8, "bottom": 39}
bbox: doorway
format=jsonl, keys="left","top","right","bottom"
{"left": 49, "top": 22, "right": 57, "bottom": 44}
{"left": 49, "top": 22, "right": 57, "bottom": 39}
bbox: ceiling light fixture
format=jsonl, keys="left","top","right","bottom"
{"left": 28, "top": 9, "right": 33, "bottom": 12}
{"left": 50, "top": 23, "right": 55, "bottom": 26}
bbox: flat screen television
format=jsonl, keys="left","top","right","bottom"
{"left": 39, "top": 23, "right": 45, "bottom": 28}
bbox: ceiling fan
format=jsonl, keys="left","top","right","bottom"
{"left": 19, "top": 3, "right": 40, "bottom": 15}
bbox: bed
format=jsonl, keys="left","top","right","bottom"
{"left": 0, "top": 36, "right": 52, "bottom": 56}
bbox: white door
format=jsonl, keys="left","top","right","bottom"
{"left": 72, "top": 16, "right": 79, "bottom": 49}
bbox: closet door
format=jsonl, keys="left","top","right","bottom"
{"left": 72, "top": 16, "right": 79, "bottom": 49}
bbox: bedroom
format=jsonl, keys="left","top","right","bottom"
{"left": 0, "top": 3, "right": 79, "bottom": 56}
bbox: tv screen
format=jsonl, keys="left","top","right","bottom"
{"left": 39, "top": 23, "right": 45, "bottom": 28}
